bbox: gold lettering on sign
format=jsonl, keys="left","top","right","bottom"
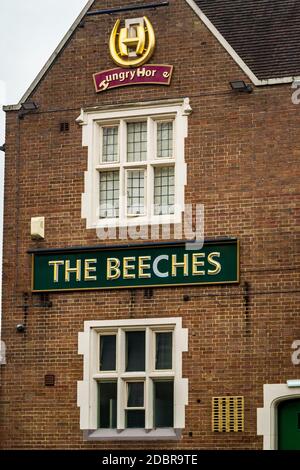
{"left": 84, "top": 259, "right": 97, "bottom": 281}
{"left": 107, "top": 258, "right": 121, "bottom": 280}
{"left": 119, "top": 22, "right": 146, "bottom": 58}
{"left": 192, "top": 253, "right": 205, "bottom": 276}
{"left": 171, "top": 254, "right": 189, "bottom": 277}
{"left": 207, "top": 252, "right": 221, "bottom": 275}
{"left": 65, "top": 259, "right": 81, "bottom": 282}
{"left": 138, "top": 256, "right": 151, "bottom": 279}
{"left": 48, "top": 260, "right": 64, "bottom": 283}
{"left": 123, "top": 257, "right": 136, "bottom": 279}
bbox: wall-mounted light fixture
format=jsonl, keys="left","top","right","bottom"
{"left": 19, "top": 101, "right": 38, "bottom": 119}
{"left": 31, "top": 216, "right": 45, "bottom": 240}
{"left": 230, "top": 80, "right": 253, "bottom": 93}
{"left": 0, "top": 144, "right": 5, "bottom": 152}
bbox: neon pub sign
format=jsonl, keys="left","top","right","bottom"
{"left": 30, "top": 240, "right": 239, "bottom": 292}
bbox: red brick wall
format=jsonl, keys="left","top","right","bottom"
{"left": 0, "top": 0, "right": 299, "bottom": 449}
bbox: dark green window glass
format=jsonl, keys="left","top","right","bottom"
{"left": 100, "top": 335, "right": 116, "bottom": 371}
{"left": 155, "top": 332, "right": 172, "bottom": 369}
{"left": 98, "top": 382, "right": 117, "bottom": 428}
{"left": 127, "top": 382, "right": 144, "bottom": 407}
{"left": 126, "top": 331, "right": 145, "bottom": 371}
{"left": 154, "top": 381, "right": 174, "bottom": 428}
{"left": 126, "top": 410, "right": 145, "bottom": 428}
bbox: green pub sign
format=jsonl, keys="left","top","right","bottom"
{"left": 31, "top": 239, "right": 239, "bottom": 292}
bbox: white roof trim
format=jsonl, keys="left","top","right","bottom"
{"left": 3, "top": 0, "right": 300, "bottom": 112}
{"left": 3, "top": 0, "right": 95, "bottom": 112}
{"left": 185, "top": 0, "right": 300, "bottom": 86}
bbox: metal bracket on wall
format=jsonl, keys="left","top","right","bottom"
{"left": 86, "top": 2, "right": 169, "bottom": 16}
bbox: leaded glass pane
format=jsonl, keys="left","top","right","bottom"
{"left": 154, "top": 166, "right": 175, "bottom": 215}
{"left": 127, "top": 122, "right": 147, "bottom": 162}
{"left": 99, "top": 171, "right": 119, "bottom": 218}
{"left": 102, "top": 126, "right": 118, "bottom": 162}
{"left": 127, "top": 170, "right": 145, "bottom": 216}
{"left": 157, "top": 122, "right": 173, "bottom": 158}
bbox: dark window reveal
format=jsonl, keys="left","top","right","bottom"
{"left": 154, "top": 381, "right": 174, "bottom": 428}
{"left": 126, "top": 410, "right": 145, "bottom": 428}
{"left": 98, "top": 382, "right": 117, "bottom": 428}
{"left": 100, "top": 335, "right": 116, "bottom": 371}
{"left": 60, "top": 122, "right": 69, "bottom": 132}
{"left": 127, "top": 382, "right": 144, "bottom": 408}
{"left": 156, "top": 332, "right": 172, "bottom": 369}
{"left": 126, "top": 331, "right": 145, "bottom": 371}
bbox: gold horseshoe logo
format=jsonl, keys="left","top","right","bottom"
{"left": 109, "top": 16, "right": 156, "bottom": 68}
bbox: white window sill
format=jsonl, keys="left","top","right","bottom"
{"left": 84, "top": 428, "right": 182, "bottom": 441}
{"left": 92, "top": 213, "right": 182, "bottom": 229}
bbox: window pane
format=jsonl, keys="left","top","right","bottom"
{"left": 157, "top": 122, "right": 173, "bottom": 158}
{"left": 126, "top": 410, "right": 145, "bottom": 428}
{"left": 102, "top": 126, "right": 118, "bottom": 162}
{"left": 126, "top": 331, "right": 145, "bottom": 371}
{"left": 99, "top": 171, "right": 119, "bottom": 218}
{"left": 127, "top": 382, "right": 144, "bottom": 407}
{"left": 154, "top": 381, "right": 174, "bottom": 428}
{"left": 100, "top": 335, "right": 116, "bottom": 371}
{"left": 154, "top": 166, "right": 175, "bottom": 215}
{"left": 155, "top": 332, "right": 172, "bottom": 370}
{"left": 127, "top": 170, "right": 145, "bottom": 216}
{"left": 127, "top": 122, "right": 147, "bottom": 162}
{"left": 98, "top": 382, "right": 117, "bottom": 428}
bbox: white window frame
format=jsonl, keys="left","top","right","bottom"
{"left": 78, "top": 317, "right": 188, "bottom": 441}
{"left": 77, "top": 98, "right": 192, "bottom": 229}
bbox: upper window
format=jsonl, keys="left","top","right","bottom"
{"left": 98, "top": 118, "right": 175, "bottom": 221}
{"left": 78, "top": 317, "right": 188, "bottom": 440}
{"left": 78, "top": 99, "right": 192, "bottom": 229}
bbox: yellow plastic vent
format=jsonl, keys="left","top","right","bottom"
{"left": 212, "top": 396, "right": 244, "bottom": 432}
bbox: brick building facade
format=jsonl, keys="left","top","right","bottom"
{"left": 0, "top": 0, "right": 299, "bottom": 450}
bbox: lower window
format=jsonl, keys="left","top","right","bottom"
{"left": 78, "top": 318, "right": 188, "bottom": 440}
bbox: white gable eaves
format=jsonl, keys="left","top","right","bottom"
{"left": 185, "top": 0, "right": 300, "bottom": 86}
{"left": 3, "top": 0, "right": 95, "bottom": 112}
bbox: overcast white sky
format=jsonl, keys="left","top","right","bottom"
{"left": 0, "top": 0, "right": 88, "bottom": 313}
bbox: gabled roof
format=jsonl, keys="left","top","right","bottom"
{"left": 4, "top": 0, "right": 300, "bottom": 111}
{"left": 192, "top": 0, "right": 300, "bottom": 82}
